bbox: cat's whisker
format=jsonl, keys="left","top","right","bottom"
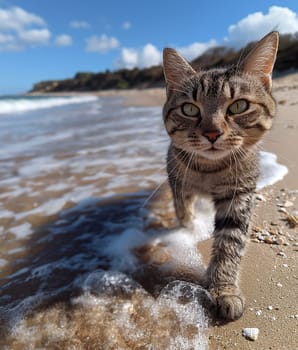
{"left": 141, "top": 145, "right": 190, "bottom": 208}
{"left": 141, "top": 177, "right": 168, "bottom": 208}
{"left": 143, "top": 140, "right": 190, "bottom": 177}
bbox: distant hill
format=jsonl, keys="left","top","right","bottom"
{"left": 30, "top": 33, "right": 298, "bottom": 93}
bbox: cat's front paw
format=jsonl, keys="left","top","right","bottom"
{"left": 216, "top": 294, "right": 244, "bottom": 320}
{"left": 210, "top": 288, "right": 245, "bottom": 321}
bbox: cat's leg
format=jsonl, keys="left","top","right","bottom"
{"left": 206, "top": 193, "right": 253, "bottom": 320}
{"left": 170, "top": 181, "right": 195, "bottom": 229}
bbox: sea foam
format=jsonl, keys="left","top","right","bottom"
{"left": 0, "top": 95, "right": 98, "bottom": 115}
{"left": 258, "top": 151, "right": 288, "bottom": 189}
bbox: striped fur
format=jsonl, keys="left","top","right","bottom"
{"left": 162, "top": 32, "right": 279, "bottom": 320}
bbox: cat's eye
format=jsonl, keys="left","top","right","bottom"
{"left": 181, "top": 103, "right": 200, "bottom": 117}
{"left": 228, "top": 99, "right": 249, "bottom": 115}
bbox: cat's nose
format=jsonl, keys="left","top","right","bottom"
{"left": 202, "top": 130, "right": 223, "bottom": 143}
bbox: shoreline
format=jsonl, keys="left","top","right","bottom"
{"left": 26, "top": 87, "right": 167, "bottom": 107}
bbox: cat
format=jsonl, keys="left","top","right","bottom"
{"left": 162, "top": 31, "right": 279, "bottom": 320}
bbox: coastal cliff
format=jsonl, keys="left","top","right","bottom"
{"left": 30, "top": 34, "right": 298, "bottom": 93}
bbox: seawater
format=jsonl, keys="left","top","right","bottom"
{"left": 0, "top": 95, "right": 288, "bottom": 349}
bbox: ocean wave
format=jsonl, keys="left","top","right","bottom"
{"left": 0, "top": 95, "right": 99, "bottom": 115}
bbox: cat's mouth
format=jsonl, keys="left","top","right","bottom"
{"left": 199, "top": 146, "right": 232, "bottom": 160}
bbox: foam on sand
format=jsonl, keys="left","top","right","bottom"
{"left": 258, "top": 151, "right": 288, "bottom": 189}
{"left": 5, "top": 271, "right": 210, "bottom": 350}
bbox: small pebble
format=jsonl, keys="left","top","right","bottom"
{"left": 267, "top": 305, "right": 273, "bottom": 310}
{"left": 268, "top": 228, "right": 278, "bottom": 235}
{"left": 277, "top": 251, "right": 286, "bottom": 257}
{"left": 242, "top": 328, "right": 259, "bottom": 341}
{"left": 276, "top": 282, "right": 283, "bottom": 288}
{"left": 284, "top": 200, "right": 294, "bottom": 207}
{"left": 256, "top": 194, "right": 266, "bottom": 201}
{"left": 256, "top": 310, "right": 262, "bottom": 316}
{"left": 290, "top": 314, "right": 298, "bottom": 319}
{"left": 264, "top": 236, "right": 274, "bottom": 244}
{"left": 262, "top": 230, "right": 270, "bottom": 237}
{"left": 276, "top": 237, "right": 287, "bottom": 245}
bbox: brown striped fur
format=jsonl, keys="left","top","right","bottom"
{"left": 162, "top": 32, "right": 279, "bottom": 320}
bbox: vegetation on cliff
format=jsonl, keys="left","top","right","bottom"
{"left": 30, "top": 33, "right": 298, "bottom": 93}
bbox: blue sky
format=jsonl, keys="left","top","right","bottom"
{"left": 0, "top": 0, "right": 298, "bottom": 94}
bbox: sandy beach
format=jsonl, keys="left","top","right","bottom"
{"left": 0, "top": 74, "right": 297, "bottom": 349}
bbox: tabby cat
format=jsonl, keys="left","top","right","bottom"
{"left": 162, "top": 32, "right": 279, "bottom": 320}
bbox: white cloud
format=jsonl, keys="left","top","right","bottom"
{"left": 116, "top": 43, "right": 162, "bottom": 69}
{"left": 55, "top": 34, "right": 73, "bottom": 47}
{"left": 115, "top": 40, "right": 217, "bottom": 69}
{"left": 18, "top": 29, "right": 51, "bottom": 45}
{"left": 122, "top": 21, "right": 131, "bottom": 30}
{"left": 140, "top": 44, "right": 161, "bottom": 67}
{"left": 226, "top": 6, "right": 298, "bottom": 47}
{"left": 177, "top": 40, "right": 217, "bottom": 61}
{"left": 85, "top": 34, "right": 120, "bottom": 53}
{"left": 70, "top": 20, "right": 90, "bottom": 29}
{"left": 117, "top": 48, "right": 138, "bottom": 68}
{"left": 0, "top": 6, "right": 51, "bottom": 50}
{"left": 0, "top": 32, "right": 20, "bottom": 51}
{"left": 0, "top": 6, "right": 45, "bottom": 32}
{"left": 0, "top": 33, "right": 14, "bottom": 43}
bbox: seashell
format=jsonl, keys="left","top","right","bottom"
{"left": 242, "top": 327, "right": 259, "bottom": 341}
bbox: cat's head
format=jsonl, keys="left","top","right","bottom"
{"left": 163, "top": 31, "right": 279, "bottom": 161}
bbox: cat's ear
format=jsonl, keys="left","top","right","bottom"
{"left": 163, "top": 48, "right": 196, "bottom": 93}
{"left": 240, "top": 31, "right": 279, "bottom": 90}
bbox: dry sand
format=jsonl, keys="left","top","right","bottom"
{"left": 97, "top": 76, "right": 298, "bottom": 350}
